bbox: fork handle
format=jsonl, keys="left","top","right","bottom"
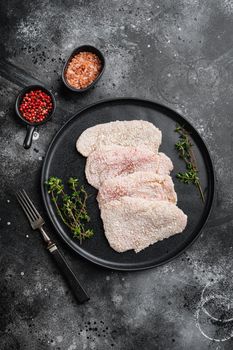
{"left": 48, "top": 243, "right": 90, "bottom": 304}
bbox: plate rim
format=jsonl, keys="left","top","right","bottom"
{"left": 41, "top": 97, "right": 215, "bottom": 271}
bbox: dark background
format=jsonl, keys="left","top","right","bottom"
{"left": 1, "top": 1, "right": 233, "bottom": 349}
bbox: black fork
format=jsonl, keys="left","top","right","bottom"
{"left": 16, "top": 189, "right": 90, "bottom": 304}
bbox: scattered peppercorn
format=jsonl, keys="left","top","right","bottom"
{"left": 65, "top": 52, "right": 102, "bottom": 89}
{"left": 19, "top": 89, "right": 53, "bottom": 123}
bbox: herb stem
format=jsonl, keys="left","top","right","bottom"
{"left": 175, "top": 125, "right": 204, "bottom": 203}
{"left": 197, "top": 181, "right": 205, "bottom": 203}
{"left": 51, "top": 191, "right": 72, "bottom": 229}
{"left": 46, "top": 177, "right": 94, "bottom": 243}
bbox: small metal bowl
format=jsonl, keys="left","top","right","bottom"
{"left": 15, "top": 85, "right": 56, "bottom": 149}
{"left": 62, "top": 45, "right": 105, "bottom": 92}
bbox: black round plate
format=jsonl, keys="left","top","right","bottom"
{"left": 41, "top": 98, "right": 215, "bottom": 271}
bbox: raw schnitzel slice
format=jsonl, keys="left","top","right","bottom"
{"left": 76, "top": 120, "right": 162, "bottom": 157}
{"left": 85, "top": 145, "right": 173, "bottom": 189}
{"left": 97, "top": 172, "right": 177, "bottom": 205}
{"left": 100, "top": 197, "right": 187, "bottom": 253}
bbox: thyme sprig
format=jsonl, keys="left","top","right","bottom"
{"left": 175, "top": 125, "right": 204, "bottom": 202}
{"left": 46, "top": 176, "right": 94, "bottom": 243}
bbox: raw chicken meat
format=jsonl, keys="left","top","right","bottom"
{"left": 97, "top": 172, "right": 177, "bottom": 205}
{"left": 85, "top": 145, "right": 173, "bottom": 189}
{"left": 100, "top": 197, "right": 187, "bottom": 253}
{"left": 76, "top": 120, "right": 162, "bottom": 156}
{"left": 75, "top": 120, "right": 188, "bottom": 254}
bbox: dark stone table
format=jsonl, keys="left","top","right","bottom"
{"left": 1, "top": 1, "right": 233, "bottom": 349}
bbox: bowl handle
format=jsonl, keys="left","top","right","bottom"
{"left": 24, "top": 125, "right": 35, "bottom": 149}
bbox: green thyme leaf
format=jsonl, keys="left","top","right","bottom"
{"left": 175, "top": 125, "right": 204, "bottom": 202}
{"left": 46, "top": 176, "right": 94, "bottom": 243}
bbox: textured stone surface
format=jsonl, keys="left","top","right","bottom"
{"left": 1, "top": 0, "right": 233, "bottom": 349}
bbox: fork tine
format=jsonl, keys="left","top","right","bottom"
{"left": 19, "top": 191, "right": 37, "bottom": 221}
{"left": 22, "top": 190, "right": 41, "bottom": 219}
{"left": 19, "top": 190, "right": 40, "bottom": 220}
{"left": 17, "top": 191, "right": 38, "bottom": 221}
{"left": 16, "top": 192, "right": 35, "bottom": 223}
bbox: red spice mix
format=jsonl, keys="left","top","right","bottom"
{"left": 65, "top": 51, "right": 102, "bottom": 89}
{"left": 19, "top": 89, "right": 53, "bottom": 123}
